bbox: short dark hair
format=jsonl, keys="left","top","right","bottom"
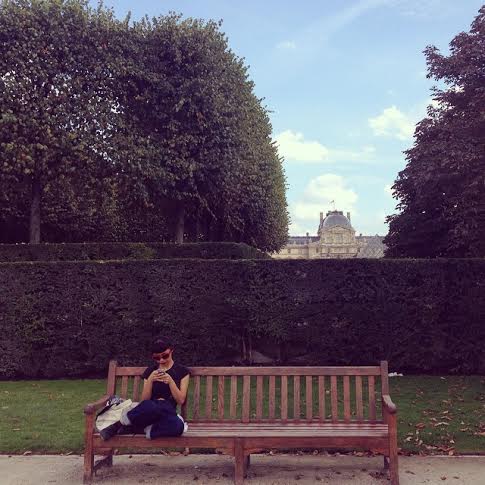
{"left": 151, "top": 337, "right": 173, "bottom": 354}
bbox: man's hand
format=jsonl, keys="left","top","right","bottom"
{"left": 149, "top": 370, "right": 173, "bottom": 384}
{"left": 158, "top": 373, "right": 173, "bottom": 385}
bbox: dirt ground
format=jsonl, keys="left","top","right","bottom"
{"left": 1, "top": 453, "right": 484, "bottom": 485}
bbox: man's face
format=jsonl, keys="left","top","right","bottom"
{"left": 152, "top": 348, "right": 172, "bottom": 365}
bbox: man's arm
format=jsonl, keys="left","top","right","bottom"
{"left": 161, "top": 374, "right": 190, "bottom": 405}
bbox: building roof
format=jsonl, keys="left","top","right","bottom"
{"left": 355, "top": 236, "right": 386, "bottom": 258}
{"left": 321, "top": 212, "right": 353, "bottom": 230}
{"left": 287, "top": 236, "right": 320, "bottom": 245}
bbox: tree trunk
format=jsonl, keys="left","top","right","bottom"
{"left": 195, "top": 216, "right": 201, "bottom": 242}
{"left": 29, "top": 175, "right": 41, "bottom": 243}
{"left": 175, "top": 203, "right": 185, "bottom": 243}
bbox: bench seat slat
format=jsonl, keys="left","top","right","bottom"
{"left": 331, "top": 376, "right": 338, "bottom": 422}
{"left": 368, "top": 376, "right": 376, "bottom": 421}
{"left": 343, "top": 375, "right": 351, "bottom": 423}
{"left": 205, "top": 376, "right": 213, "bottom": 419}
{"left": 293, "top": 376, "right": 300, "bottom": 420}
{"left": 121, "top": 376, "right": 128, "bottom": 399}
{"left": 318, "top": 376, "right": 325, "bottom": 421}
{"left": 256, "top": 376, "right": 263, "bottom": 419}
{"left": 269, "top": 376, "right": 276, "bottom": 419}
{"left": 230, "top": 376, "right": 237, "bottom": 419}
{"left": 356, "top": 375, "right": 363, "bottom": 420}
{"left": 193, "top": 376, "right": 201, "bottom": 420}
{"left": 306, "top": 376, "right": 313, "bottom": 421}
{"left": 281, "top": 376, "right": 288, "bottom": 420}
{"left": 96, "top": 423, "right": 389, "bottom": 438}
{"left": 242, "top": 376, "right": 250, "bottom": 423}
{"left": 217, "top": 376, "right": 225, "bottom": 419}
{"left": 133, "top": 376, "right": 141, "bottom": 402}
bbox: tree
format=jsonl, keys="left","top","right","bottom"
{"left": 385, "top": 6, "right": 485, "bottom": 257}
{"left": 118, "top": 14, "right": 288, "bottom": 250}
{"left": 0, "top": 4, "right": 289, "bottom": 250}
{"left": 0, "top": 0, "right": 128, "bottom": 242}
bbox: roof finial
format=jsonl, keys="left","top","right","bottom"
{"left": 330, "top": 199, "right": 336, "bottom": 211}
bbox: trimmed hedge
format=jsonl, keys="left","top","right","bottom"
{"left": 0, "top": 242, "right": 269, "bottom": 262}
{"left": 0, "top": 258, "right": 484, "bottom": 378}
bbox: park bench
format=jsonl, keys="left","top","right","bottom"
{"left": 83, "top": 360, "right": 399, "bottom": 484}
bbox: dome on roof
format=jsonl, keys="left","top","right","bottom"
{"left": 322, "top": 211, "right": 352, "bottom": 230}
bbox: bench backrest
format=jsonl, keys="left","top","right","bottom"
{"left": 107, "top": 361, "right": 390, "bottom": 424}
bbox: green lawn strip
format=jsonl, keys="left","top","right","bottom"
{"left": 0, "top": 376, "right": 483, "bottom": 455}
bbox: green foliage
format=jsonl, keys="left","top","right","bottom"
{"left": 385, "top": 7, "right": 485, "bottom": 257}
{"left": 0, "top": 242, "right": 269, "bottom": 261}
{"left": 0, "top": 258, "right": 484, "bottom": 379}
{"left": 0, "top": 0, "right": 128, "bottom": 242}
{"left": 0, "top": 1, "right": 288, "bottom": 250}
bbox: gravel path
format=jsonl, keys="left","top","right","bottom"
{"left": 1, "top": 453, "right": 484, "bottom": 484}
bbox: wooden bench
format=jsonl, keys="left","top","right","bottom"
{"left": 83, "top": 360, "right": 399, "bottom": 484}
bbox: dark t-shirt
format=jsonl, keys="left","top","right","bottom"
{"left": 142, "top": 362, "right": 190, "bottom": 408}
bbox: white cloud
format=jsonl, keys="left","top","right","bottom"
{"left": 305, "top": 174, "right": 358, "bottom": 209}
{"left": 274, "top": 130, "right": 330, "bottom": 162}
{"left": 276, "top": 40, "right": 296, "bottom": 50}
{"left": 368, "top": 105, "right": 415, "bottom": 140}
{"left": 292, "top": 201, "right": 327, "bottom": 221}
{"left": 275, "top": 130, "right": 377, "bottom": 164}
{"left": 289, "top": 174, "right": 359, "bottom": 235}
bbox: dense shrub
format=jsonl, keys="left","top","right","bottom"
{"left": 0, "top": 242, "right": 269, "bottom": 262}
{"left": 0, "top": 259, "right": 484, "bottom": 378}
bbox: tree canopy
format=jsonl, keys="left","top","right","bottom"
{"left": 384, "top": 6, "right": 485, "bottom": 258}
{"left": 0, "top": 1, "right": 288, "bottom": 251}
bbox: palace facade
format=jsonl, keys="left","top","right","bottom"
{"left": 273, "top": 210, "right": 386, "bottom": 259}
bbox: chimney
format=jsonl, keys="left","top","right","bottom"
{"left": 320, "top": 212, "right": 323, "bottom": 223}
{"left": 347, "top": 212, "right": 351, "bottom": 222}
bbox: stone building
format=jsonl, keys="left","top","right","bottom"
{"left": 273, "top": 210, "right": 386, "bottom": 259}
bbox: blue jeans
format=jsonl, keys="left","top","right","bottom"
{"left": 126, "top": 399, "right": 184, "bottom": 439}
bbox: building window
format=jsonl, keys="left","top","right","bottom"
{"left": 287, "top": 248, "right": 291, "bottom": 254}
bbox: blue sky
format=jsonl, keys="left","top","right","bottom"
{"left": 93, "top": 0, "right": 483, "bottom": 236}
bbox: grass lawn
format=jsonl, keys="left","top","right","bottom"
{"left": 0, "top": 376, "right": 483, "bottom": 455}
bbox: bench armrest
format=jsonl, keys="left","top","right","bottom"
{"left": 382, "top": 394, "right": 397, "bottom": 414}
{"left": 84, "top": 394, "right": 111, "bottom": 416}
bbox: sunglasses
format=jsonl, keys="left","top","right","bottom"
{"left": 152, "top": 351, "right": 171, "bottom": 361}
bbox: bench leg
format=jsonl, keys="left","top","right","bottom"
{"left": 234, "top": 439, "right": 245, "bottom": 485}
{"left": 388, "top": 414, "right": 399, "bottom": 485}
{"left": 383, "top": 455, "right": 389, "bottom": 469}
{"left": 83, "top": 449, "right": 94, "bottom": 483}
{"left": 83, "top": 416, "right": 94, "bottom": 483}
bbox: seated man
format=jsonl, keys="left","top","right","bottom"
{"left": 100, "top": 337, "right": 190, "bottom": 440}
